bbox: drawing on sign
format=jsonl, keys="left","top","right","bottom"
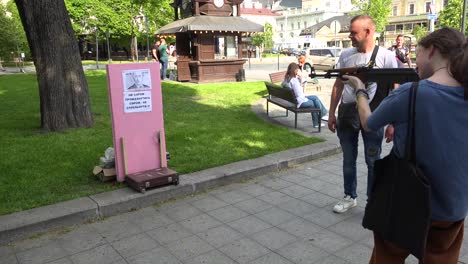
{"left": 123, "top": 69, "right": 151, "bottom": 91}
{"left": 122, "top": 69, "right": 152, "bottom": 113}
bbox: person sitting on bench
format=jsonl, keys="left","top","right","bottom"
{"left": 281, "top": 62, "right": 328, "bottom": 128}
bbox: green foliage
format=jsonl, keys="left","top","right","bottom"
{"left": 439, "top": 0, "right": 467, "bottom": 35}
{"left": 0, "top": 71, "right": 321, "bottom": 215}
{"left": 262, "top": 23, "right": 274, "bottom": 50}
{"left": 350, "top": 0, "right": 393, "bottom": 32}
{"left": 250, "top": 34, "right": 263, "bottom": 47}
{"left": 65, "top": 0, "right": 132, "bottom": 38}
{"left": 0, "top": 1, "right": 28, "bottom": 61}
{"left": 64, "top": 0, "right": 174, "bottom": 49}
{"left": 250, "top": 22, "right": 272, "bottom": 55}
{"left": 412, "top": 25, "right": 428, "bottom": 42}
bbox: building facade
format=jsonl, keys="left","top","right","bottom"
{"left": 300, "top": 0, "right": 446, "bottom": 48}
{"left": 272, "top": 0, "right": 353, "bottom": 49}
{"left": 274, "top": 8, "right": 344, "bottom": 49}
{"left": 385, "top": 0, "right": 445, "bottom": 47}
{"left": 242, "top": 0, "right": 446, "bottom": 51}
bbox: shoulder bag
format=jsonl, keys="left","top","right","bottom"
{"left": 362, "top": 82, "right": 432, "bottom": 261}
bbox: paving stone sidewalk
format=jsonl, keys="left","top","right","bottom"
{"left": 4, "top": 137, "right": 466, "bottom": 264}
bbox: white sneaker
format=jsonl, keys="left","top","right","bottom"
{"left": 333, "top": 195, "right": 357, "bottom": 213}
{"left": 313, "top": 123, "right": 325, "bottom": 128}
{"left": 321, "top": 115, "right": 329, "bottom": 122}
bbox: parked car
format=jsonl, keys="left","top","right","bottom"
{"left": 281, "top": 48, "right": 300, "bottom": 56}
{"left": 304, "top": 47, "right": 342, "bottom": 70}
{"left": 296, "top": 50, "right": 306, "bottom": 57}
{"left": 280, "top": 48, "right": 291, "bottom": 56}
{"left": 271, "top": 48, "right": 279, "bottom": 54}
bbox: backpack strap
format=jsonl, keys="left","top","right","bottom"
{"left": 368, "top": 45, "right": 379, "bottom": 68}
{"left": 405, "top": 81, "right": 419, "bottom": 162}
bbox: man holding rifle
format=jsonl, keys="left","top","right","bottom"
{"left": 328, "top": 15, "right": 398, "bottom": 213}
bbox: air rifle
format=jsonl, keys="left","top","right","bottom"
{"left": 308, "top": 66, "right": 419, "bottom": 84}
{"left": 307, "top": 65, "right": 420, "bottom": 110}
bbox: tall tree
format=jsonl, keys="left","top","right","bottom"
{"left": 0, "top": 1, "right": 28, "bottom": 61}
{"left": 351, "top": 0, "right": 393, "bottom": 32}
{"left": 412, "top": 25, "right": 428, "bottom": 41}
{"left": 65, "top": 0, "right": 174, "bottom": 51}
{"left": 262, "top": 23, "right": 274, "bottom": 50}
{"left": 439, "top": 0, "right": 467, "bottom": 36}
{"left": 250, "top": 22, "right": 270, "bottom": 56}
{"left": 15, "top": 0, "right": 93, "bottom": 131}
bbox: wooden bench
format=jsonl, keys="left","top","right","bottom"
{"left": 265, "top": 82, "right": 322, "bottom": 132}
{"left": 269, "top": 70, "right": 321, "bottom": 92}
{"left": 269, "top": 71, "right": 286, "bottom": 84}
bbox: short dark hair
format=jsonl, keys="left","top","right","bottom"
{"left": 396, "top": 34, "right": 404, "bottom": 39}
{"left": 350, "top": 15, "right": 376, "bottom": 31}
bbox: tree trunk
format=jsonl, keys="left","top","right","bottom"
{"left": 15, "top": 0, "right": 93, "bottom": 131}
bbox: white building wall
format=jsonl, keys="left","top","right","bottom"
{"left": 303, "top": 0, "right": 354, "bottom": 13}
{"left": 275, "top": 9, "right": 344, "bottom": 49}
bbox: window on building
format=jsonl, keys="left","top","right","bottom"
{"left": 409, "top": 3, "right": 415, "bottom": 14}
{"left": 290, "top": 32, "right": 294, "bottom": 38}
{"left": 214, "top": 35, "right": 238, "bottom": 59}
{"left": 291, "top": 23, "right": 294, "bottom": 30}
{"left": 392, "top": 6, "right": 398, "bottom": 16}
{"left": 304, "top": 21, "right": 307, "bottom": 28}
{"left": 443, "top": 0, "right": 448, "bottom": 6}
{"left": 425, "top": 2, "right": 431, "bottom": 13}
{"left": 281, "top": 24, "right": 283, "bottom": 31}
{"left": 298, "top": 22, "right": 300, "bottom": 29}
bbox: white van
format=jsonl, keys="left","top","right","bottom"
{"left": 305, "top": 48, "right": 342, "bottom": 70}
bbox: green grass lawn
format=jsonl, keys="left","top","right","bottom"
{"left": 0, "top": 72, "right": 322, "bottom": 215}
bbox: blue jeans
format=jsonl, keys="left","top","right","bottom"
{"left": 300, "top": 95, "right": 328, "bottom": 126}
{"left": 337, "top": 126, "right": 384, "bottom": 199}
{"left": 160, "top": 59, "right": 168, "bottom": 80}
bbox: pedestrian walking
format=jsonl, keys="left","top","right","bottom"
{"left": 389, "top": 34, "right": 413, "bottom": 68}
{"left": 158, "top": 38, "right": 170, "bottom": 80}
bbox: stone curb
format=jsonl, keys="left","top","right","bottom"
{"left": 0, "top": 142, "right": 341, "bottom": 246}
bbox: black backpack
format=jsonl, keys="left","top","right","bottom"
{"left": 394, "top": 46, "right": 408, "bottom": 63}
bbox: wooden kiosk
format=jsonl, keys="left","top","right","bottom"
{"left": 156, "top": 0, "right": 263, "bottom": 83}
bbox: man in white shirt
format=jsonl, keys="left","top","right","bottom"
{"left": 328, "top": 15, "right": 398, "bottom": 214}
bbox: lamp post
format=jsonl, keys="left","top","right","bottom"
{"left": 330, "top": 20, "right": 341, "bottom": 48}
{"left": 95, "top": 28, "right": 99, "bottom": 69}
{"left": 429, "top": 1, "right": 436, "bottom": 32}
{"left": 88, "top": 16, "right": 99, "bottom": 69}
{"left": 462, "top": 0, "right": 467, "bottom": 35}
{"left": 105, "top": 29, "right": 111, "bottom": 62}
{"left": 144, "top": 15, "right": 150, "bottom": 60}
